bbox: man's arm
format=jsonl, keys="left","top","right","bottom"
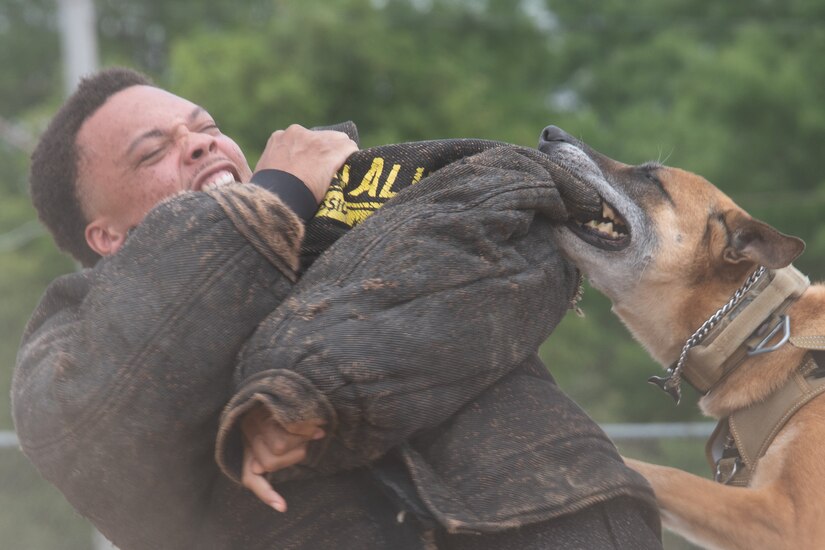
{"left": 11, "top": 128, "right": 356, "bottom": 549}
{"left": 12, "top": 188, "right": 303, "bottom": 549}
{"left": 226, "top": 124, "right": 358, "bottom": 510}
{"left": 218, "top": 146, "right": 584, "bottom": 498}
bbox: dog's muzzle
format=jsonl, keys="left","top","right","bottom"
{"left": 538, "top": 126, "right": 603, "bottom": 221}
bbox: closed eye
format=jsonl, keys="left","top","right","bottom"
{"left": 639, "top": 161, "right": 663, "bottom": 182}
{"left": 638, "top": 161, "right": 673, "bottom": 204}
{"left": 138, "top": 145, "right": 165, "bottom": 165}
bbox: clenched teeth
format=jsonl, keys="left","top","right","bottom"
{"left": 578, "top": 201, "right": 628, "bottom": 240}
{"left": 584, "top": 219, "right": 622, "bottom": 239}
{"left": 603, "top": 203, "right": 617, "bottom": 221}
{"left": 203, "top": 170, "right": 237, "bottom": 189}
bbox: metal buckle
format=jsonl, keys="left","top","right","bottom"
{"left": 748, "top": 315, "right": 791, "bottom": 356}
{"left": 714, "top": 457, "right": 742, "bottom": 484}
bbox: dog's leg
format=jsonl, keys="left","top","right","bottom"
{"left": 625, "top": 458, "right": 794, "bottom": 550}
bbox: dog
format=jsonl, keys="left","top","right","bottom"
{"left": 538, "top": 125, "right": 825, "bottom": 550}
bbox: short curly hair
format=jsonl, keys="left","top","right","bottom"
{"left": 29, "top": 67, "right": 153, "bottom": 267}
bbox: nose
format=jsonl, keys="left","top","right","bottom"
{"left": 538, "top": 125, "right": 576, "bottom": 148}
{"left": 184, "top": 130, "right": 218, "bottom": 163}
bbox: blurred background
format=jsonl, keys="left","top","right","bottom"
{"left": 2, "top": 0, "right": 824, "bottom": 548}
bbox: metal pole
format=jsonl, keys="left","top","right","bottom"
{"left": 0, "top": 431, "right": 17, "bottom": 448}
{"left": 56, "top": 0, "right": 100, "bottom": 96}
{"left": 92, "top": 529, "right": 118, "bottom": 550}
{"left": 0, "top": 423, "right": 726, "bottom": 450}
{"left": 602, "top": 421, "right": 716, "bottom": 440}
{"left": 55, "top": 5, "right": 108, "bottom": 547}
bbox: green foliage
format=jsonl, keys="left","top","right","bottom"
{"left": 168, "top": 0, "right": 559, "bottom": 163}
{"left": 0, "top": 0, "right": 62, "bottom": 119}
{"left": 94, "top": 0, "right": 275, "bottom": 73}
{"left": 542, "top": 288, "right": 706, "bottom": 424}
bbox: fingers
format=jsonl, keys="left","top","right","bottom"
{"left": 239, "top": 405, "right": 329, "bottom": 510}
{"left": 242, "top": 409, "right": 325, "bottom": 460}
{"left": 247, "top": 431, "right": 311, "bottom": 473}
{"left": 240, "top": 405, "right": 326, "bottom": 469}
{"left": 242, "top": 445, "right": 288, "bottom": 512}
{"left": 255, "top": 124, "right": 359, "bottom": 203}
{"left": 283, "top": 418, "right": 327, "bottom": 440}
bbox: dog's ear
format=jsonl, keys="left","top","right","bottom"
{"left": 723, "top": 213, "right": 805, "bottom": 268}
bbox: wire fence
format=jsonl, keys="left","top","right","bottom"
{"left": 602, "top": 422, "right": 715, "bottom": 440}
{"left": 0, "top": 431, "right": 17, "bottom": 449}
{"left": 0, "top": 423, "right": 718, "bottom": 451}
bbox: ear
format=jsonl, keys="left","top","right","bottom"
{"left": 85, "top": 219, "right": 127, "bottom": 257}
{"left": 723, "top": 213, "right": 805, "bottom": 268}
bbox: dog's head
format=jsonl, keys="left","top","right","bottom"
{"left": 539, "top": 125, "right": 805, "bottom": 365}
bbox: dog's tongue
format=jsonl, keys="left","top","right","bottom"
{"left": 549, "top": 166, "right": 603, "bottom": 221}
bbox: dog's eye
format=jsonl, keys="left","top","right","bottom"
{"left": 637, "top": 162, "right": 673, "bottom": 203}
{"left": 637, "top": 162, "right": 663, "bottom": 185}
{"left": 645, "top": 172, "right": 660, "bottom": 184}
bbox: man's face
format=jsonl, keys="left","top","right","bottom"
{"left": 76, "top": 85, "right": 253, "bottom": 257}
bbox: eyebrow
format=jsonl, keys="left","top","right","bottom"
{"left": 125, "top": 106, "right": 207, "bottom": 158}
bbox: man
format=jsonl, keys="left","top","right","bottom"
{"left": 13, "top": 67, "right": 662, "bottom": 549}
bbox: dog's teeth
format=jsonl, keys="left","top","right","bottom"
{"left": 582, "top": 218, "right": 624, "bottom": 240}
{"left": 585, "top": 220, "right": 614, "bottom": 234}
{"left": 603, "top": 203, "right": 616, "bottom": 221}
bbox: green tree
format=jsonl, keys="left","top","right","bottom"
{"left": 0, "top": 0, "right": 77, "bottom": 431}
{"left": 168, "top": 0, "right": 561, "bottom": 158}
{"left": 537, "top": 0, "right": 825, "bottom": 426}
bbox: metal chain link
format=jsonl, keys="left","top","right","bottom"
{"left": 653, "top": 266, "right": 767, "bottom": 402}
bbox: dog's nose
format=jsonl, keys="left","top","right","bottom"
{"left": 538, "top": 125, "right": 603, "bottom": 219}
{"left": 539, "top": 125, "right": 575, "bottom": 148}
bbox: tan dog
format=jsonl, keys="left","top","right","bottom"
{"left": 539, "top": 125, "right": 825, "bottom": 550}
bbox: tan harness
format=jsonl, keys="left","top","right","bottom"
{"left": 707, "top": 350, "right": 825, "bottom": 486}
{"left": 653, "top": 265, "right": 825, "bottom": 486}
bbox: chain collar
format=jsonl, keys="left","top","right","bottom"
{"left": 648, "top": 267, "right": 767, "bottom": 404}
{"left": 569, "top": 271, "right": 586, "bottom": 317}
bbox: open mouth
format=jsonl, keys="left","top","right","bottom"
{"left": 567, "top": 200, "right": 630, "bottom": 250}
{"left": 194, "top": 166, "right": 241, "bottom": 191}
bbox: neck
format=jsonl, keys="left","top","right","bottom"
{"left": 630, "top": 265, "right": 810, "bottom": 409}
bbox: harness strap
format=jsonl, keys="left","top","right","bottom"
{"left": 706, "top": 351, "right": 825, "bottom": 485}
{"left": 790, "top": 335, "right": 825, "bottom": 350}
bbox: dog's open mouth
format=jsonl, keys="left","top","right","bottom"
{"left": 567, "top": 201, "right": 630, "bottom": 250}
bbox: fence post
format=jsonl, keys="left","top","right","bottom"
{"left": 93, "top": 529, "right": 118, "bottom": 550}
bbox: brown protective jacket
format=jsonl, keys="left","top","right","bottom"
{"left": 12, "top": 144, "right": 656, "bottom": 549}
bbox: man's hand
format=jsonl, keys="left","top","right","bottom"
{"left": 240, "top": 404, "right": 326, "bottom": 512}
{"left": 255, "top": 124, "right": 359, "bottom": 203}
